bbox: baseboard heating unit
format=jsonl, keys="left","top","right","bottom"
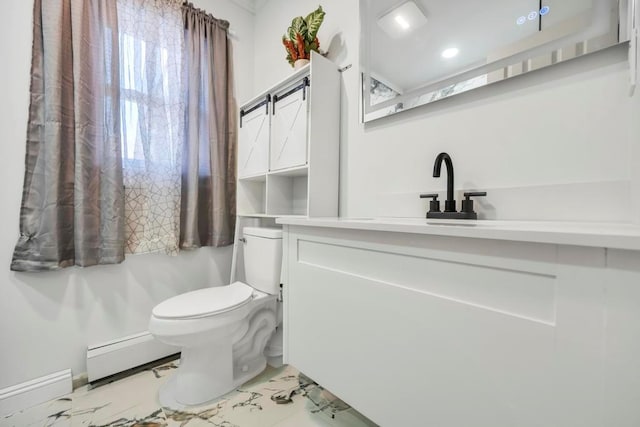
{"left": 86, "top": 331, "right": 179, "bottom": 383}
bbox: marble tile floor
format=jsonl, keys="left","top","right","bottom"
{"left": 2, "top": 360, "right": 378, "bottom": 427}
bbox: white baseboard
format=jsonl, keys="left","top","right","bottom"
{"left": 0, "top": 369, "right": 72, "bottom": 417}
{"left": 87, "top": 331, "right": 179, "bottom": 383}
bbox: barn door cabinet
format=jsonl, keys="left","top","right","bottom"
{"left": 236, "top": 51, "right": 339, "bottom": 218}
{"left": 232, "top": 52, "right": 340, "bottom": 283}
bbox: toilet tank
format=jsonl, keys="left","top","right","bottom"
{"left": 243, "top": 227, "right": 283, "bottom": 295}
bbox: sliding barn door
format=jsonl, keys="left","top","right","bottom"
{"left": 270, "top": 79, "right": 309, "bottom": 171}
{"left": 238, "top": 97, "right": 270, "bottom": 177}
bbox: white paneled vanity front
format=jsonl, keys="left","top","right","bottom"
{"left": 277, "top": 218, "right": 640, "bottom": 427}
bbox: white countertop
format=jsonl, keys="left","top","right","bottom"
{"left": 275, "top": 217, "right": 640, "bottom": 251}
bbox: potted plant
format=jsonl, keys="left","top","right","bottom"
{"left": 282, "top": 6, "right": 326, "bottom": 69}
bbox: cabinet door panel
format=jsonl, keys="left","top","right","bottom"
{"left": 271, "top": 85, "right": 308, "bottom": 171}
{"left": 238, "top": 107, "right": 269, "bottom": 177}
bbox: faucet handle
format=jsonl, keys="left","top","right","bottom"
{"left": 462, "top": 192, "right": 487, "bottom": 214}
{"left": 463, "top": 192, "right": 487, "bottom": 198}
{"left": 420, "top": 193, "right": 441, "bottom": 215}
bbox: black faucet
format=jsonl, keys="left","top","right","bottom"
{"left": 420, "top": 152, "right": 487, "bottom": 220}
{"left": 433, "top": 152, "right": 456, "bottom": 212}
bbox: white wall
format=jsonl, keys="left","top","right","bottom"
{"left": 253, "top": 1, "right": 639, "bottom": 223}
{"left": 0, "top": 0, "right": 253, "bottom": 391}
{"left": 192, "top": 0, "right": 255, "bottom": 103}
{"left": 632, "top": 59, "right": 640, "bottom": 223}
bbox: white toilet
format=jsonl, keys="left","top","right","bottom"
{"left": 149, "top": 226, "right": 283, "bottom": 406}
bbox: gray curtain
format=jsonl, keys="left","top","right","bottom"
{"left": 180, "top": 3, "right": 237, "bottom": 249}
{"left": 11, "top": 0, "right": 124, "bottom": 271}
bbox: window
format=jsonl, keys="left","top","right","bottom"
{"left": 116, "top": 0, "right": 185, "bottom": 255}
{"left": 12, "top": 0, "right": 236, "bottom": 271}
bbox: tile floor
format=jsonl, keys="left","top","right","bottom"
{"left": 1, "top": 360, "right": 378, "bottom": 427}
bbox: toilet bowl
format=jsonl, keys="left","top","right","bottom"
{"left": 149, "top": 227, "right": 283, "bottom": 406}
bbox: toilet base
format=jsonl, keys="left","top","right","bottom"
{"left": 267, "top": 354, "right": 283, "bottom": 368}
{"left": 159, "top": 357, "right": 267, "bottom": 409}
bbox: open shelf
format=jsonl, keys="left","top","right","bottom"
{"left": 237, "top": 213, "right": 307, "bottom": 219}
{"left": 238, "top": 172, "right": 267, "bottom": 182}
{"left": 266, "top": 174, "right": 308, "bottom": 216}
{"left": 269, "top": 164, "right": 308, "bottom": 178}
{"left": 237, "top": 178, "right": 266, "bottom": 216}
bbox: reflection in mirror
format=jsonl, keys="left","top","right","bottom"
{"left": 361, "top": 0, "right": 630, "bottom": 122}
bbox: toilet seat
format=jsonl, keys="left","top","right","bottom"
{"left": 152, "top": 282, "right": 254, "bottom": 320}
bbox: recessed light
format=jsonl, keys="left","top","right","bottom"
{"left": 377, "top": 1, "right": 428, "bottom": 39}
{"left": 441, "top": 48, "right": 459, "bottom": 59}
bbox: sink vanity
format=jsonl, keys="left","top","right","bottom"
{"left": 276, "top": 217, "right": 640, "bottom": 427}
{"left": 269, "top": 0, "right": 640, "bottom": 424}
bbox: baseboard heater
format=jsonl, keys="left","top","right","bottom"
{"left": 87, "top": 331, "right": 179, "bottom": 383}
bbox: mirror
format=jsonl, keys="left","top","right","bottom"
{"left": 360, "top": 0, "right": 631, "bottom": 122}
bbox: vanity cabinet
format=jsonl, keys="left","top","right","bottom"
{"left": 279, "top": 220, "right": 640, "bottom": 427}
{"left": 236, "top": 51, "right": 339, "bottom": 218}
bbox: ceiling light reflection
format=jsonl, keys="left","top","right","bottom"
{"left": 441, "top": 48, "right": 459, "bottom": 59}
{"left": 394, "top": 15, "right": 410, "bottom": 30}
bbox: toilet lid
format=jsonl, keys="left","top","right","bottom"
{"left": 152, "top": 282, "right": 254, "bottom": 319}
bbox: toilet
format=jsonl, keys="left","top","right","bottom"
{"left": 149, "top": 227, "right": 283, "bottom": 406}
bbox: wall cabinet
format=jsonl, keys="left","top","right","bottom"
{"left": 231, "top": 52, "right": 340, "bottom": 284}
{"left": 236, "top": 52, "right": 339, "bottom": 218}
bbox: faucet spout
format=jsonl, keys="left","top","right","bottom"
{"left": 433, "top": 152, "right": 456, "bottom": 212}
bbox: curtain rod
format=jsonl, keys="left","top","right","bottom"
{"left": 182, "top": 1, "right": 237, "bottom": 38}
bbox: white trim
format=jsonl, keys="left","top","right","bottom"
{"left": 0, "top": 369, "right": 72, "bottom": 417}
{"left": 87, "top": 331, "right": 178, "bottom": 383}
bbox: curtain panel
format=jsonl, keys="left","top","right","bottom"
{"left": 180, "top": 3, "right": 237, "bottom": 249}
{"left": 117, "top": 0, "right": 185, "bottom": 255}
{"left": 12, "top": 0, "right": 237, "bottom": 271}
{"left": 11, "top": 0, "right": 124, "bottom": 272}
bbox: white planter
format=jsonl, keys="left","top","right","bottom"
{"left": 293, "top": 59, "right": 309, "bottom": 69}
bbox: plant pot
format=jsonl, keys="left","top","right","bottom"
{"left": 294, "top": 59, "right": 310, "bottom": 69}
